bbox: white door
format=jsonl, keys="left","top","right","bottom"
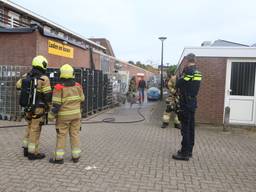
{"left": 225, "top": 59, "right": 256, "bottom": 124}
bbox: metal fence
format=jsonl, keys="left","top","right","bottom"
{"left": 0, "top": 65, "right": 113, "bottom": 121}
{"left": 0, "top": 65, "right": 30, "bottom": 120}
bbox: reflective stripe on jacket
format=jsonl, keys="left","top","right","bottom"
{"left": 183, "top": 70, "right": 202, "bottom": 81}
{"left": 52, "top": 82, "right": 85, "bottom": 120}
{"left": 176, "top": 69, "right": 202, "bottom": 111}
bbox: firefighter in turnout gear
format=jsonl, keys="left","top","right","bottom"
{"left": 16, "top": 55, "right": 52, "bottom": 160}
{"left": 127, "top": 76, "right": 137, "bottom": 106}
{"left": 172, "top": 53, "right": 202, "bottom": 161}
{"left": 161, "top": 74, "right": 181, "bottom": 129}
{"left": 49, "top": 64, "right": 85, "bottom": 164}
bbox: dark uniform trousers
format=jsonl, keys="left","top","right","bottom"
{"left": 180, "top": 109, "right": 195, "bottom": 154}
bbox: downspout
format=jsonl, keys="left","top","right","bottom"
{"left": 89, "top": 47, "right": 95, "bottom": 70}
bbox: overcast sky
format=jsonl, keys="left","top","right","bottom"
{"left": 12, "top": 0, "right": 256, "bottom": 66}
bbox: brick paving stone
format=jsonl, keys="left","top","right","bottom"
{"left": 0, "top": 102, "right": 256, "bottom": 192}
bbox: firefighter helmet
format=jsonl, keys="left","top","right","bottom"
{"left": 60, "top": 64, "right": 74, "bottom": 79}
{"left": 32, "top": 55, "right": 48, "bottom": 71}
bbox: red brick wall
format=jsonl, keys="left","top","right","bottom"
{"left": 0, "top": 32, "right": 36, "bottom": 66}
{"left": 119, "top": 62, "right": 154, "bottom": 81}
{"left": 36, "top": 32, "right": 90, "bottom": 69}
{"left": 0, "top": 31, "right": 154, "bottom": 82}
{"left": 0, "top": 31, "right": 93, "bottom": 69}
{"left": 178, "top": 57, "right": 227, "bottom": 124}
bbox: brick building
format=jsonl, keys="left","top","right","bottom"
{"left": 0, "top": 0, "right": 154, "bottom": 80}
{"left": 177, "top": 40, "right": 256, "bottom": 125}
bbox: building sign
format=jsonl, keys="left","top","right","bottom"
{"left": 48, "top": 40, "right": 74, "bottom": 58}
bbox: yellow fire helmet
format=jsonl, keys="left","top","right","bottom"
{"left": 60, "top": 64, "right": 74, "bottom": 79}
{"left": 32, "top": 55, "right": 48, "bottom": 71}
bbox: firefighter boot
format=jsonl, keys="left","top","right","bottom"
{"left": 49, "top": 158, "right": 64, "bottom": 164}
{"left": 161, "top": 122, "right": 169, "bottom": 128}
{"left": 72, "top": 157, "right": 80, "bottom": 163}
{"left": 23, "top": 147, "right": 28, "bottom": 157}
{"left": 28, "top": 153, "right": 46, "bottom": 160}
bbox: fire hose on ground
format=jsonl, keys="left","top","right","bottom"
{"left": 0, "top": 107, "right": 145, "bottom": 129}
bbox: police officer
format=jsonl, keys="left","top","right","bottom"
{"left": 161, "top": 73, "right": 181, "bottom": 129}
{"left": 16, "top": 55, "right": 52, "bottom": 160}
{"left": 49, "top": 64, "right": 85, "bottom": 164}
{"left": 172, "top": 53, "right": 202, "bottom": 161}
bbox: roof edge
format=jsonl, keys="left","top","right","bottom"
{"left": 92, "top": 49, "right": 155, "bottom": 74}
{"left": 177, "top": 46, "right": 256, "bottom": 68}
{"left": 1, "top": 0, "right": 106, "bottom": 50}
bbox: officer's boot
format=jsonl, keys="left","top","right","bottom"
{"left": 28, "top": 152, "right": 46, "bottom": 160}
{"left": 23, "top": 147, "right": 28, "bottom": 157}
{"left": 172, "top": 150, "right": 189, "bottom": 161}
{"left": 161, "top": 122, "right": 169, "bottom": 128}
{"left": 49, "top": 158, "right": 64, "bottom": 164}
{"left": 178, "top": 149, "right": 192, "bottom": 158}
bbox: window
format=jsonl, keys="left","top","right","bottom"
{"left": 0, "top": 9, "right": 3, "bottom": 18}
{"left": 68, "top": 36, "right": 73, "bottom": 42}
{"left": 44, "top": 26, "right": 51, "bottom": 33}
{"left": 63, "top": 34, "right": 68, "bottom": 40}
{"left": 21, "top": 17, "right": 29, "bottom": 27}
{"left": 50, "top": 28, "right": 58, "bottom": 35}
{"left": 0, "top": 9, "right": 4, "bottom": 27}
{"left": 30, "top": 20, "right": 40, "bottom": 26}
{"left": 100, "top": 55, "right": 110, "bottom": 73}
{"left": 230, "top": 62, "right": 256, "bottom": 96}
{"left": 58, "top": 32, "right": 64, "bottom": 38}
{"left": 8, "top": 11, "right": 20, "bottom": 28}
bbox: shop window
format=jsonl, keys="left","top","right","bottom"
{"left": 230, "top": 62, "right": 256, "bottom": 96}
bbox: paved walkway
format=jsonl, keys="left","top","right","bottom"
{"left": 0, "top": 102, "right": 256, "bottom": 192}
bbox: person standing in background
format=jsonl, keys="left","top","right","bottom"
{"left": 138, "top": 77, "right": 146, "bottom": 103}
